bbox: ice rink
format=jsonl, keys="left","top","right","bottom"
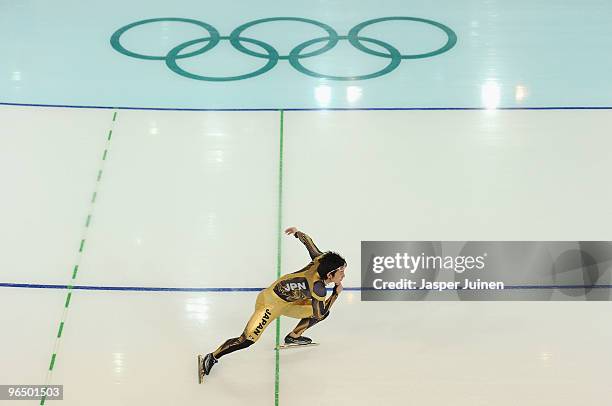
{"left": 1, "top": 107, "right": 612, "bottom": 405}
{"left": 2, "top": 0, "right": 612, "bottom": 405}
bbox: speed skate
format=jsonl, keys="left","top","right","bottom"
{"left": 197, "top": 354, "right": 205, "bottom": 384}
{"left": 276, "top": 342, "right": 320, "bottom": 350}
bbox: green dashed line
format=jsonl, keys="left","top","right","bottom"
{"left": 57, "top": 322, "right": 64, "bottom": 338}
{"left": 43, "top": 109, "right": 118, "bottom": 396}
{"left": 64, "top": 292, "right": 72, "bottom": 308}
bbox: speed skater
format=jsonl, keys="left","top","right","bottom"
{"left": 198, "top": 227, "right": 346, "bottom": 381}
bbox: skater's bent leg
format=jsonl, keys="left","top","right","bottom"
{"left": 289, "top": 312, "right": 329, "bottom": 338}
{"left": 280, "top": 301, "right": 327, "bottom": 338}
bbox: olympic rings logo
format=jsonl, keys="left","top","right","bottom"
{"left": 110, "top": 17, "right": 457, "bottom": 82}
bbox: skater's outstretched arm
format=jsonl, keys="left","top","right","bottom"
{"left": 285, "top": 227, "right": 323, "bottom": 259}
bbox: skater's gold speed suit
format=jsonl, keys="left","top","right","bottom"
{"left": 212, "top": 231, "right": 340, "bottom": 358}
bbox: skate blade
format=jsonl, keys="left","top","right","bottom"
{"left": 197, "top": 354, "right": 205, "bottom": 384}
{"left": 276, "top": 342, "right": 319, "bottom": 350}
